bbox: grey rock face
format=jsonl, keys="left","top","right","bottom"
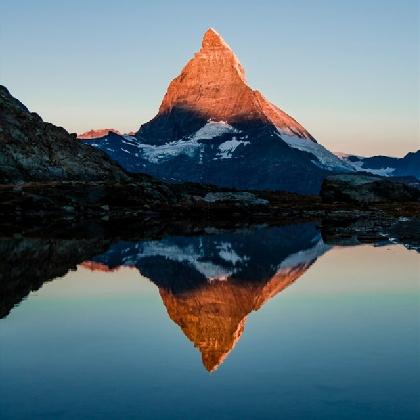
{"left": 0, "top": 85, "right": 129, "bottom": 184}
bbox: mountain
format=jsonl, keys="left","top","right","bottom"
{"left": 338, "top": 151, "right": 420, "bottom": 179}
{"left": 84, "top": 29, "right": 352, "bottom": 194}
{"left": 78, "top": 128, "right": 121, "bottom": 139}
{"left": 0, "top": 85, "right": 129, "bottom": 183}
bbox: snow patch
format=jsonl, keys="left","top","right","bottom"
{"left": 139, "top": 241, "right": 236, "bottom": 280}
{"left": 137, "top": 121, "right": 240, "bottom": 163}
{"left": 218, "top": 137, "right": 250, "bottom": 159}
{"left": 140, "top": 139, "right": 201, "bottom": 163}
{"left": 217, "top": 242, "right": 248, "bottom": 265}
{"left": 334, "top": 152, "right": 364, "bottom": 159}
{"left": 277, "top": 237, "right": 330, "bottom": 271}
{"left": 191, "top": 121, "right": 239, "bottom": 140}
{"left": 341, "top": 158, "right": 395, "bottom": 176}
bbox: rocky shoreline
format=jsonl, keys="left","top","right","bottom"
{"left": 1, "top": 197, "right": 418, "bottom": 248}
{"left": 1, "top": 172, "right": 419, "bottom": 219}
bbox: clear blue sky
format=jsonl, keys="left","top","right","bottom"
{"left": 1, "top": 0, "right": 418, "bottom": 156}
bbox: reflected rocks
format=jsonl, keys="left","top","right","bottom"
{"left": 0, "top": 238, "right": 111, "bottom": 318}
{"left": 321, "top": 216, "right": 420, "bottom": 251}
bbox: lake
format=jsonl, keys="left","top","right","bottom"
{"left": 0, "top": 223, "right": 419, "bottom": 419}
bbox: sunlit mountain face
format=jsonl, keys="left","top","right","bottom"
{"left": 82, "top": 224, "right": 330, "bottom": 371}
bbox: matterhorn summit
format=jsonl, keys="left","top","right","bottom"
{"left": 84, "top": 28, "right": 352, "bottom": 194}
{"left": 139, "top": 28, "right": 315, "bottom": 143}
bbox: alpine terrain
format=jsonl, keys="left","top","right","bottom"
{"left": 84, "top": 28, "right": 352, "bottom": 194}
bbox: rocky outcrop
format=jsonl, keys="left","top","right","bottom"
{"left": 201, "top": 191, "right": 269, "bottom": 205}
{"left": 321, "top": 174, "right": 420, "bottom": 203}
{"left": 0, "top": 85, "right": 129, "bottom": 183}
{"left": 0, "top": 179, "right": 189, "bottom": 217}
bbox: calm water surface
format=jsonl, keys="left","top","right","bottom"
{"left": 0, "top": 224, "right": 419, "bottom": 419}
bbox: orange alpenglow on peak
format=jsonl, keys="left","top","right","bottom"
{"left": 77, "top": 128, "right": 121, "bottom": 139}
{"left": 201, "top": 28, "right": 235, "bottom": 52}
{"left": 151, "top": 28, "right": 313, "bottom": 139}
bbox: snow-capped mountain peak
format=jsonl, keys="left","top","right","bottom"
{"left": 83, "top": 29, "right": 357, "bottom": 194}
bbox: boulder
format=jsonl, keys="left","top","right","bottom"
{"left": 321, "top": 174, "right": 420, "bottom": 203}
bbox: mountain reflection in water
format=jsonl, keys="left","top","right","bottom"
{"left": 1, "top": 220, "right": 418, "bottom": 420}
{"left": 0, "top": 223, "right": 328, "bottom": 369}
{"left": 81, "top": 224, "right": 329, "bottom": 371}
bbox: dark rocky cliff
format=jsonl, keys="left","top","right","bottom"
{"left": 0, "top": 85, "right": 129, "bottom": 183}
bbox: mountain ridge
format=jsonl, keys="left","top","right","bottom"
{"left": 338, "top": 150, "right": 420, "bottom": 179}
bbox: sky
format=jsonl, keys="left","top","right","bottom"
{"left": 1, "top": 0, "right": 419, "bottom": 157}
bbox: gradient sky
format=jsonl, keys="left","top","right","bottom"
{"left": 1, "top": 0, "right": 419, "bottom": 156}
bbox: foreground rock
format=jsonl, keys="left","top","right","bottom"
{"left": 0, "top": 85, "right": 130, "bottom": 183}
{"left": 0, "top": 180, "right": 316, "bottom": 220}
{"left": 321, "top": 174, "right": 420, "bottom": 204}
